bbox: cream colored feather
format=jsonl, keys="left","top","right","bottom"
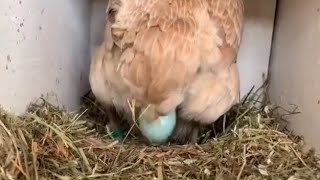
{"left": 89, "top": 0, "right": 244, "bottom": 144}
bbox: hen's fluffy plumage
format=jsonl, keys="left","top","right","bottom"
{"left": 89, "top": 0, "right": 244, "bottom": 143}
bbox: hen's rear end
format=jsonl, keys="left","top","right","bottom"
{"left": 89, "top": 0, "right": 244, "bottom": 144}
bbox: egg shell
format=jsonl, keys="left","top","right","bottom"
{"left": 138, "top": 111, "right": 176, "bottom": 144}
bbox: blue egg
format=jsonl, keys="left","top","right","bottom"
{"left": 138, "top": 110, "right": 176, "bottom": 144}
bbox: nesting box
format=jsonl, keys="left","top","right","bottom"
{"left": 0, "top": 0, "right": 319, "bottom": 156}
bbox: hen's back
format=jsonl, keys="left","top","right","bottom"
{"left": 105, "top": 0, "right": 244, "bottom": 115}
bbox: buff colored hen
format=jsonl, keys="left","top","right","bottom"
{"left": 89, "top": 0, "right": 244, "bottom": 144}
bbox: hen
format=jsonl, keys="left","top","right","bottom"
{"left": 89, "top": 0, "right": 244, "bottom": 144}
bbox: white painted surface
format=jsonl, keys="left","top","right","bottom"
{"left": 269, "top": 0, "right": 320, "bottom": 152}
{"left": 90, "top": 0, "right": 108, "bottom": 57}
{"left": 237, "top": 0, "right": 277, "bottom": 98}
{"left": 0, "top": 0, "right": 92, "bottom": 114}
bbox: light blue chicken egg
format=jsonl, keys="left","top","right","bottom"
{"left": 138, "top": 110, "right": 176, "bottom": 144}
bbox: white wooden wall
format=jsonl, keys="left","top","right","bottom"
{"left": 269, "top": 0, "right": 320, "bottom": 153}
{"left": 0, "top": 0, "right": 92, "bottom": 113}
{"left": 238, "top": 0, "right": 277, "bottom": 98}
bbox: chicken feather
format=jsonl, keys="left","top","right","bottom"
{"left": 89, "top": 0, "right": 244, "bottom": 143}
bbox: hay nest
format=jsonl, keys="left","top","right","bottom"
{"left": 0, "top": 87, "right": 320, "bottom": 180}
